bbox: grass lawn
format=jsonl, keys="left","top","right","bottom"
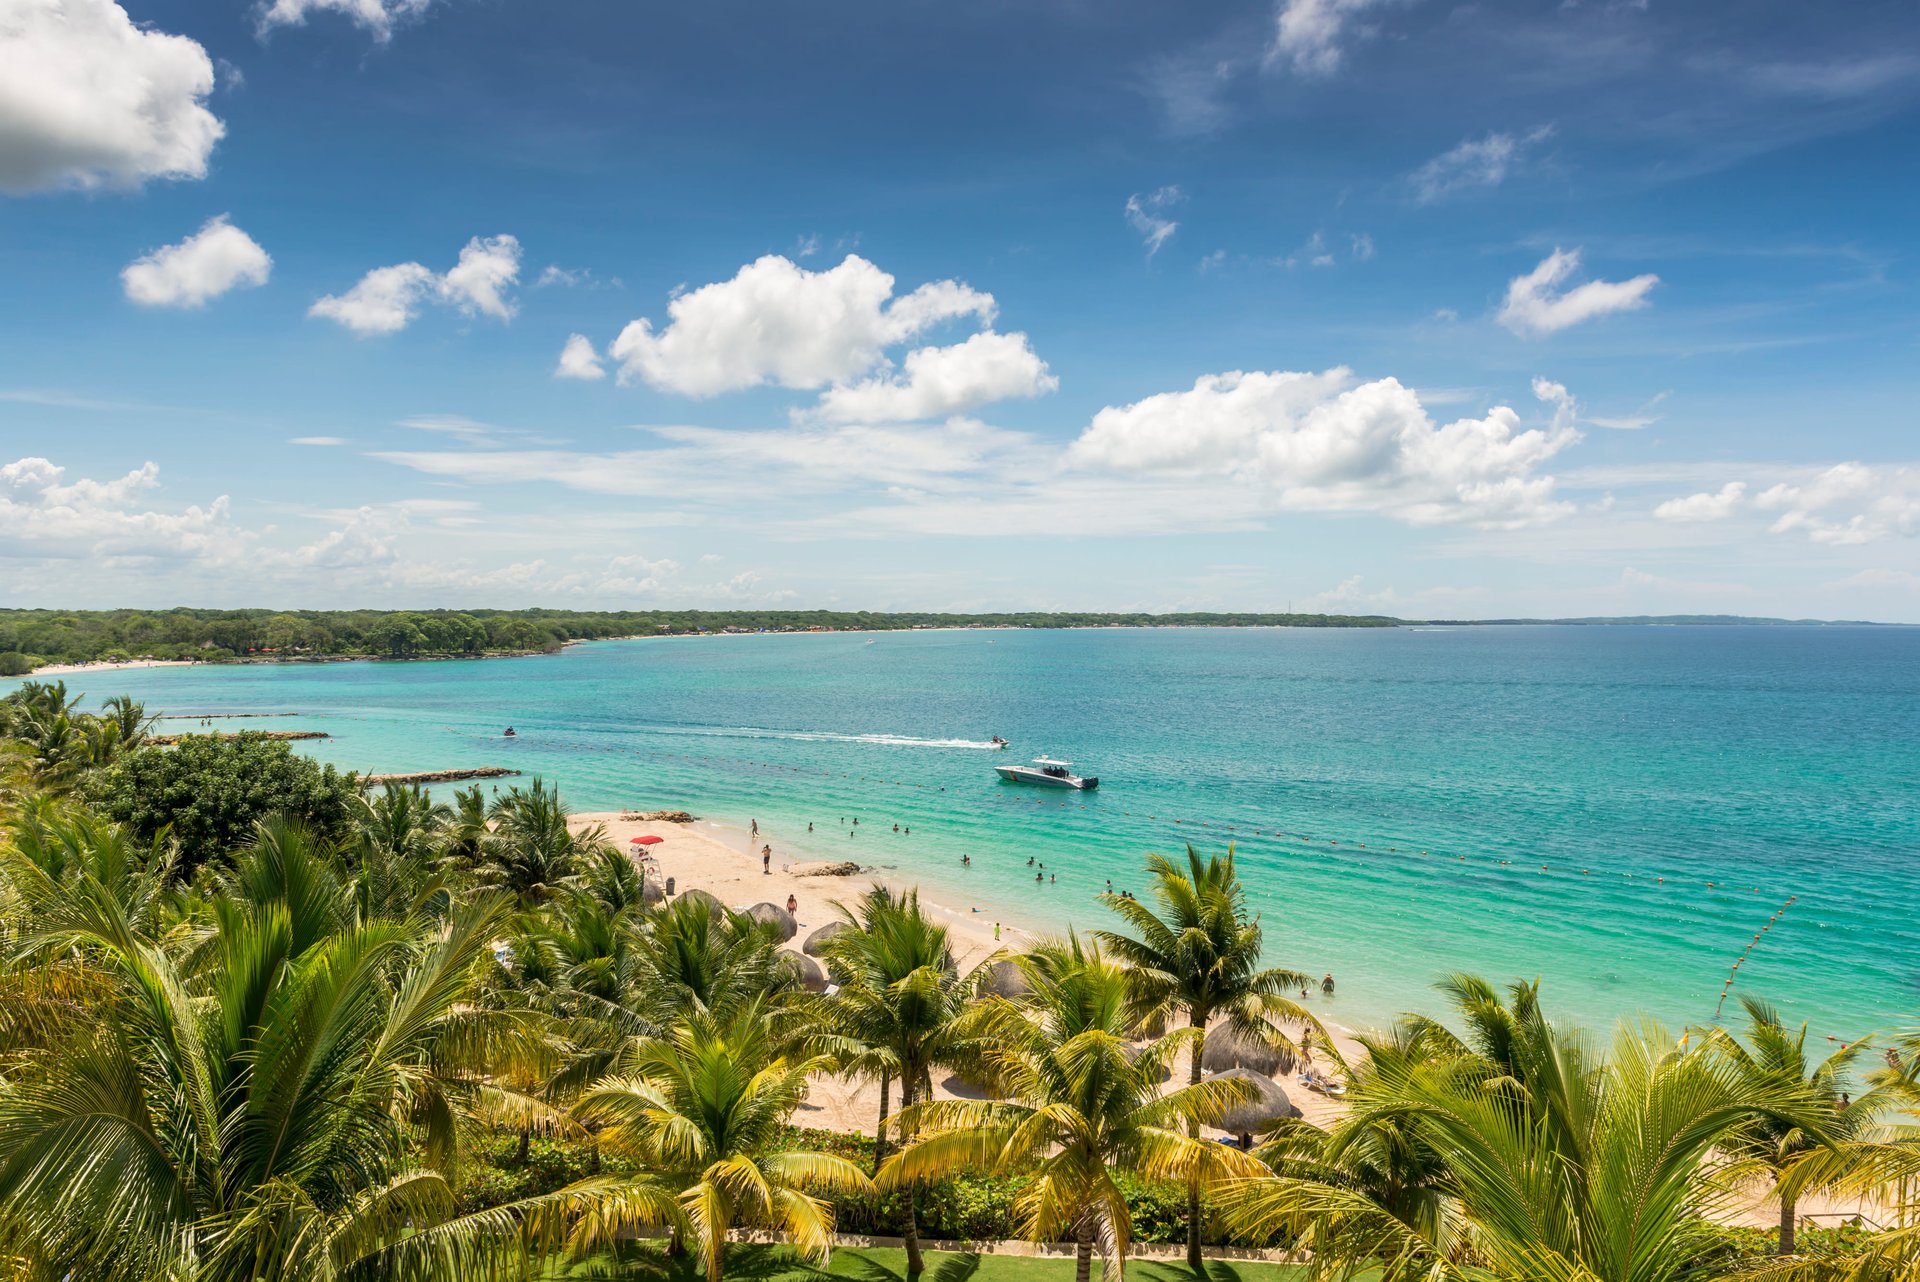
{"left": 543, "top": 1243, "right": 1321, "bottom": 1282}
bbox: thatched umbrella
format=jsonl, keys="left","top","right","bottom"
{"left": 674, "top": 888, "right": 725, "bottom": 918}
{"left": 975, "top": 958, "right": 1031, "bottom": 999}
{"left": 802, "top": 920, "right": 855, "bottom": 957}
{"left": 1209, "top": 1067, "right": 1302, "bottom": 1143}
{"left": 1201, "top": 1024, "right": 1299, "bottom": 1077}
{"left": 781, "top": 951, "right": 829, "bottom": 994}
{"left": 746, "top": 902, "right": 798, "bottom": 940}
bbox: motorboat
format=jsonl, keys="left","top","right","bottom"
{"left": 995, "top": 756, "right": 1099, "bottom": 790}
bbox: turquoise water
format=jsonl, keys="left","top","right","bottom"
{"left": 31, "top": 626, "right": 1920, "bottom": 1042}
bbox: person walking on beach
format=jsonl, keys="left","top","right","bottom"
{"left": 994, "top": 922, "right": 1001, "bottom": 940}
{"left": 786, "top": 893, "right": 798, "bottom": 915}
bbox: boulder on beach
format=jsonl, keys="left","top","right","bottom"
{"left": 673, "top": 888, "right": 726, "bottom": 918}
{"left": 746, "top": 902, "right": 798, "bottom": 940}
{"left": 802, "top": 920, "right": 856, "bottom": 957}
{"left": 638, "top": 875, "right": 666, "bottom": 907}
{"left": 623, "top": 810, "right": 696, "bottom": 823}
{"left": 789, "top": 860, "right": 862, "bottom": 877}
{"left": 781, "top": 951, "right": 829, "bottom": 994}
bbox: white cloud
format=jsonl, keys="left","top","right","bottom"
{"left": 1124, "top": 186, "right": 1183, "bottom": 257}
{"left": 606, "top": 254, "right": 997, "bottom": 396}
{"left": 1068, "top": 367, "right": 1582, "bottom": 528}
{"left": 0, "top": 0, "right": 224, "bottom": 194}
{"left": 0, "top": 456, "right": 236, "bottom": 560}
{"left": 1410, "top": 127, "right": 1554, "bottom": 204}
{"left": 289, "top": 436, "right": 345, "bottom": 446}
{"left": 555, "top": 333, "right": 606, "bottom": 381}
{"left": 254, "top": 0, "right": 433, "bottom": 41}
{"left": 120, "top": 216, "right": 271, "bottom": 308}
{"left": 1498, "top": 248, "right": 1659, "bottom": 337}
{"left": 808, "top": 331, "right": 1057, "bottom": 423}
{"left": 1654, "top": 481, "right": 1746, "bottom": 522}
{"left": 1755, "top": 463, "right": 1919, "bottom": 545}
{"left": 1267, "top": 0, "right": 1389, "bottom": 76}
{"left": 311, "top": 234, "right": 521, "bottom": 335}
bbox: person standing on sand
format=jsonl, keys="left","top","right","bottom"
{"left": 762, "top": 846, "right": 771, "bottom": 874}
{"left": 786, "top": 893, "right": 798, "bottom": 915}
{"left": 994, "top": 922, "right": 1001, "bottom": 940}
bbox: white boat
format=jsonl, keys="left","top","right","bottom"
{"left": 995, "top": 756, "right": 1099, "bottom": 790}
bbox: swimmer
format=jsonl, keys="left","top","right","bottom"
{"left": 1321, "top": 973, "right": 1335, "bottom": 994}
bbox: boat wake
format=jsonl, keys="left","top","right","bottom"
{"left": 645, "top": 725, "right": 1003, "bottom": 750}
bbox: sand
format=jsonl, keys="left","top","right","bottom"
{"left": 28, "top": 658, "right": 202, "bottom": 676}
{"left": 570, "top": 809, "right": 1363, "bottom": 1140}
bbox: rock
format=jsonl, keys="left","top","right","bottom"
{"left": 745, "top": 902, "right": 798, "bottom": 940}
{"left": 789, "top": 860, "right": 862, "bottom": 877}
{"left": 639, "top": 875, "right": 666, "bottom": 906}
{"left": 976, "top": 958, "right": 1032, "bottom": 999}
{"left": 802, "top": 920, "right": 856, "bottom": 957}
{"left": 622, "top": 809, "right": 696, "bottom": 823}
{"left": 673, "top": 888, "right": 726, "bottom": 918}
{"left": 782, "top": 951, "right": 829, "bottom": 994}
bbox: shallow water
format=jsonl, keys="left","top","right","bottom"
{"left": 39, "top": 625, "right": 1920, "bottom": 1041}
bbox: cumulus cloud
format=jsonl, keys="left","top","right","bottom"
{"left": 1498, "top": 248, "right": 1659, "bottom": 337}
{"left": 1410, "top": 126, "right": 1554, "bottom": 203}
{"left": 0, "top": 0, "right": 224, "bottom": 193}
{"left": 1068, "top": 367, "right": 1582, "bottom": 527}
{"left": 121, "top": 216, "right": 271, "bottom": 308}
{"left": 808, "top": 331, "right": 1057, "bottom": 423}
{"left": 1755, "top": 463, "right": 1919, "bottom": 545}
{"left": 1654, "top": 481, "right": 1746, "bottom": 522}
{"left": 1267, "top": 0, "right": 1389, "bottom": 76}
{"left": 554, "top": 333, "right": 606, "bottom": 381}
{"left": 0, "top": 456, "right": 236, "bottom": 560}
{"left": 254, "top": 0, "right": 433, "bottom": 41}
{"left": 311, "top": 234, "right": 521, "bottom": 335}
{"left": 1124, "top": 186, "right": 1183, "bottom": 257}
{"left": 606, "top": 254, "right": 997, "bottom": 397}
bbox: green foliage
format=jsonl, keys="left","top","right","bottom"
{"left": 82, "top": 730, "right": 358, "bottom": 870}
{"left": 0, "top": 651, "right": 30, "bottom": 676}
{"left": 0, "top": 607, "right": 1402, "bottom": 670}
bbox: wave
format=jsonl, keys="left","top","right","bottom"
{"left": 644, "top": 724, "right": 1003, "bottom": 750}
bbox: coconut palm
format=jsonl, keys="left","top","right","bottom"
{"left": 1708, "top": 995, "right": 1875, "bottom": 1255}
{"left": 480, "top": 779, "right": 599, "bottom": 905}
{"left": 629, "top": 893, "right": 793, "bottom": 1025}
{"left": 819, "top": 885, "right": 976, "bottom": 1277}
{"left": 1225, "top": 976, "right": 1846, "bottom": 1282}
{"left": 1095, "top": 844, "right": 1316, "bottom": 1272}
{"left": 0, "top": 817, "right": 567, "bottom": 1282}
{"left": 563, "top": 996, "right": 873, "bottom": 1282}
{"left": 881, "top": 940, "right": 1269, "bottom": 1282}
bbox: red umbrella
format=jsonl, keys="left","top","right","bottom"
{"left": 629, "top": 835, "right": 664, "bottom": 846}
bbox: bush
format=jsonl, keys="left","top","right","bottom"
{"left": 0, "top": 652, "right": 31, "bottom": 676}
{"left": 83, "top": 733, "right": 359, "bottom": 872}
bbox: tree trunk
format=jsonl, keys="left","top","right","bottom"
{"left": 1076, "top": 1211, "right": 1096, "bottom": 1282}
{"left": 1778, "top": 1187, "right": 1797, "bottom": 1255}
{"left": 873, "top": 1070, "right": 892, "bottom": 1174}
{"left": 513, "top": 1124, "right": 530, "bottom": 1164}
{"left": 901, "top": 1073, "right": 924, "bottom": 1279}
{"left": 1187, "top": 1010, "right": 1207, "bottom": 1276}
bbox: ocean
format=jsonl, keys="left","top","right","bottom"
{"left": 34, "top": 625, "right": 1920, "bottom": 1043}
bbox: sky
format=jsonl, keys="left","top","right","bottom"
{"left": 1, "top": 0, "right": 1917, "bottom": 619}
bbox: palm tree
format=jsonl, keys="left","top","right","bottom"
{"left": 819, "top": 885, "right": 976, "bottom": 1277}
{"left": 1225, "top": 975, "right": 1845, "bottom": 1282}
{"left": 0, "top": 816, "right": 569, "bottom": 1281}
{"left": 1095, "top": 845, "right": 1315, "bottom": 1272}
{"left": 1709, "top": 995, "right": 1873, "bottom": 1255}
{"left": 629, "top": 893, "right": 792, "bottom": 1025}
{"left": 480, "top": 779, "right": 599, "bottom": 905}
{"left": 563, "top": 996, "right": 873, "bottom": 1282}
{"left": 881, "top": 940, "right": 1269, "bottom": 1282}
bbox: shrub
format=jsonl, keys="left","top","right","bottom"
{"left": 83, "top": 733, "right": 359, "bottom": 873}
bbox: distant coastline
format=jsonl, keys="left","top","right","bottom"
{"left": 4, "top": 607, "right": 1903, "bottom": 676}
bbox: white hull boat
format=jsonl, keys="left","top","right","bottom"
{"left": 994, "top": 757, "right": 1099, "bottom": 789}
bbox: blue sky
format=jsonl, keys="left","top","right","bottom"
{"left": 2, "top": 0, "right": 1917, "bottom": 617}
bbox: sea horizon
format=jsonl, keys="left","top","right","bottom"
{"left": 26, "top": 621, "right": 1916, "bottom": 1047}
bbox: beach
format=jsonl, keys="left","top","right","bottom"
{"left": 571, "top": 808, "right": 1360, "bottom": 1136}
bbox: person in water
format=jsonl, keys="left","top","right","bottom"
{"left": 1322, "top": 973, "right": 1335, "bottom": 995}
